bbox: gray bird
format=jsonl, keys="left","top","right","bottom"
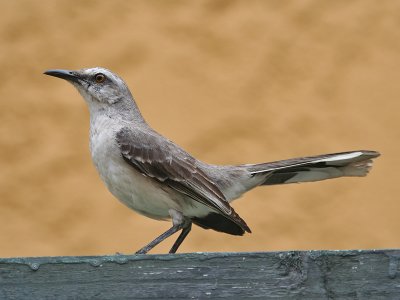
{"left": 44, "top": 67, "right": 380, "bottom": 254}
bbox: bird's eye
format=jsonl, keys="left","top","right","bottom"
{"left": 94, "top": 73, "right": 106, "bottom": 83}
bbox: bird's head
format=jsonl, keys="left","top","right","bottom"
{"left": 44, "top": 67, "right": 133, "bottom": 106}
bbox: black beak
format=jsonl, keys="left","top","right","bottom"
{"left": 44, "top": 69, "right": 80, "bottom": 82}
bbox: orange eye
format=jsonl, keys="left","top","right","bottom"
{"left": 94, "top": 73, "right": 106, "bottom": 83}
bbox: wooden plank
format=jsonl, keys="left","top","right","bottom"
{"left": 0, "top": 250, "right": 399, "bottom": 299}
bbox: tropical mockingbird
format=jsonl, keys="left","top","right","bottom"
{"left": 44, "top": 67, "right": 380, "bottom": 254}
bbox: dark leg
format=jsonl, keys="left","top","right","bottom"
{"left": 135, "top": 223, "right": 184, "bottom": 254}
{"left": 169, "top": 222, "right": 192, "bottom": 254}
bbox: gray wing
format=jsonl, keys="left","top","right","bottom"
{"left": 116, "top": 127, "right": 250, "bottom": 233}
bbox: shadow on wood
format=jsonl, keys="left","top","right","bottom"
{"left": 1, "top": 250, "right": 399, "bottom": 299}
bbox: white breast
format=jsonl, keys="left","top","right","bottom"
{"left": 89, "top": 115, "right": 184, "bottom": 220}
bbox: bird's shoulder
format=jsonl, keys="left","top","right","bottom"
{"left": 115, "top": 126, "right": 195, "bottom": 166}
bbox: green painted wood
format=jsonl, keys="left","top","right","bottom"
{"left": 0, "top": 250, "right": 399, "bottom": 299}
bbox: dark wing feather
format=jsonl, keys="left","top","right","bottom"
{"left": 116, "top": 127, "right": 250, "bottom": 233}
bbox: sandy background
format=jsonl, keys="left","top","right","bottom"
{"left": 0, "top": 1, "right": 399, "bottom": 257}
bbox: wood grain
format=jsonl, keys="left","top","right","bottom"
{"left": 1, "top": 250, "right": 399, "bottom": 299}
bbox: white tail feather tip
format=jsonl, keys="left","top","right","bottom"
{"left": 342, "top": 159, "right": 374, "bottom": 177}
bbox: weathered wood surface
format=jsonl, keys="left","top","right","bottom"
{"left": 0, "top": 250, "right": 399, "bottom": 299}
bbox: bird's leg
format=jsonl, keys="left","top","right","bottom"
{"left": 136, "top": 209, "right": 191, "bottom": 254}
{"left": 135, "top": 223, "right": 184, "bottom": 254}
{"left": 169, "top": 222, "right": 192, "bottom": 254}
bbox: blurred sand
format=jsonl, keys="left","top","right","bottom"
{"left": 0, "top": 0, "right": 399, "bottom": 257}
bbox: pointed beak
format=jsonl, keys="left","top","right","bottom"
{"left": 44, "top": 69, "right": 80, "bottom": 83}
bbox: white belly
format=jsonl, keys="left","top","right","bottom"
{"left": 89, "top": 123, "right": 183, "bottom": 220}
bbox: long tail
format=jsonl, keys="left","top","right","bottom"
{"left": 243, "top": 150, "right": 380, "bottom": 185}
